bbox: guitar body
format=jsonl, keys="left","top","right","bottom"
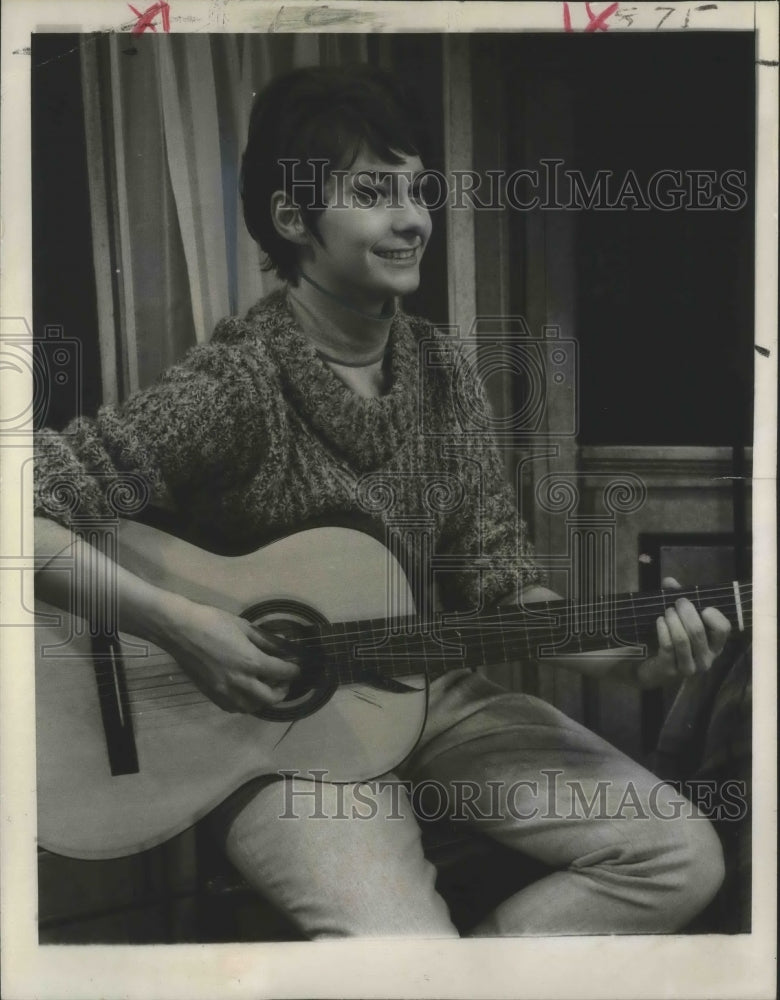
{"left": 35, "top": 524, "right": 427, "bottom": 860}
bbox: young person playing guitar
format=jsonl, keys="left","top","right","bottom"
{"left": 34, "top": 66, "right": 732, "bottom": 937}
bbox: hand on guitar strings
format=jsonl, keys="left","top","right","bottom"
{"left": 164, "top": 598, "right": 301, "bottom": 713}
{"left": 638, "top": 577, "right": 732, "bottom": 687}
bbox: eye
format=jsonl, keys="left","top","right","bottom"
{"left": 411, "top": 174, "right": 439, "bottom": 208}
{"left": 352, "top": 171, "right": 389, "bottom": 208}
{"left": 358, "top": 186, "right": 381, "bottom": 207}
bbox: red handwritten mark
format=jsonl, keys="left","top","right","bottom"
{"left": 129, "top": 0, "right": 171, "bottom": 34}
{"left": 562, "top": 2, "right": 619, "bottom": 32}
{"left": 584, "top": 2, "right": 619, "bottom": 31}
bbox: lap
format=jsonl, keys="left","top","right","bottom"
{"left": 398, "top": 671, "right": 705, "bottom": 864}
{"left": 209, "top": 671, "right": 719, "bottom": 937}
{"left": 404, "top": 669, "right": 653, "bottom": 789}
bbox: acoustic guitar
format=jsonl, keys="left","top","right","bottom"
{"left": 35, "top": 520, "right": 751, "bottom": 860}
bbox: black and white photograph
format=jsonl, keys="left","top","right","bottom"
{"left": 1, "top": 2, "right": 776, "bottom": 998}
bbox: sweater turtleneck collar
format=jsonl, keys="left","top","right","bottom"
{"left": 287, "top": 272, "right": 396, "bottom": 367}
{"left": 241, "top": 288, "right": 421, "bottom": 472}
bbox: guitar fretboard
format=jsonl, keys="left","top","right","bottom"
{"left": 294, "top": 581, "right": 752, "bottom": 684}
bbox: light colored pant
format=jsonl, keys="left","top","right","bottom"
{"left": 210, "top": 671, "right": 725, "bottom": 938}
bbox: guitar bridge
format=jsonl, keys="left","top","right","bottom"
{"left": 92, "top": 633, "right": 139, "bottom": 776}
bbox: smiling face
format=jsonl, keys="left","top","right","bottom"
{"left": 298, "top": 149, "right": 433, "bottom": 315}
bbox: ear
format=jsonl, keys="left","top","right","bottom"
{"left": 270, "top": 192, "right": 310, "bottom": 247}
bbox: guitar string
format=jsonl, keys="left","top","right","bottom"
{"left": 286, "top": 587, "right": 754, "bottom": 649}
{"left": 128, "top": 688, "right": 419, "bottom": 733}
{"left": 78, "top": 580, "right": 754, "bottom": 649}
{"left": 124, "top": 618, "right": 755, "bottom": 727}
{"left": 85, "top": 596, "right": 754, "bottom": 702}
{"left": 103, "top": 606, "right": 755, "bottom": 717}
{"left": 90, "top": 616, "right": 756, "bottom": 704}
{"left": 72, "top": 584, "right": 753, "bottom": 708}
{"left": 310, "top": 583, "right": 753, "bottom": 630}
{"left": 89, "top": 581, "right": 753, "bottom": 668}
{"left": 67, "top": 579, "right": 753, "bottom": 668}
{"left": 87, "top": 587, "right": 752, "bottom": 666}
{"left": 127, "top": 614, "right": 750, "bottom": 734}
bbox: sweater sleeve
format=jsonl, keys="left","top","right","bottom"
{"left": 425, "top": 332, "right": 545, "bottom": 610}
{"left": 34, "top": 333, "right": 273, "bottom": 530}
{"left": 458, "top": 438, "right": 544, "bottom": 608}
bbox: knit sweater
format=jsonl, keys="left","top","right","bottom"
{"left": 34, "top": 289, "right": 541, "bottom": 610}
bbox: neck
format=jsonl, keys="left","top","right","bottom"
{"left": 291, "top": 580, "right": 751, "bottom": 685}
{"left": 287, "top": 273, "right": 395, "bottom": 366}
{"left": 300, "top": 271, "right": 394, "bottom": 320}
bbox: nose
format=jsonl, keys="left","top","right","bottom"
{"left": 391, "top": 177, "right": 431, "bottom": 240}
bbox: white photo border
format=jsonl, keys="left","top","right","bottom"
{"left": 1, "top": 2, "right": 776, "bottom": 998}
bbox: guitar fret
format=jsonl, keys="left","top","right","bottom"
{"left": 548, "top": 601, "right": 555, "bottom": 661}
{"left": 521, "top": 604, "right": 531, "bottom": 663}
{"left": 629, "top": 592, "right": 639, "bottom": 646}
{"left": 599, "top": 593, "right": 611, "bottom": 647}
{"left": 498, "top": 606, "right": 508, "bottom": 671}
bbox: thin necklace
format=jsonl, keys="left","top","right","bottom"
{"left": 315, "top": 346, "right": 387, "bottom": 368}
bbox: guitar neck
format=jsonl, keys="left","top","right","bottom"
{"left": 300, "top": 581, "right": 752, "bottom": 683}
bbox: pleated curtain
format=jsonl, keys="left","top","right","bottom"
{"left": 80, "top": 33, "right": 367, "bottom": 403}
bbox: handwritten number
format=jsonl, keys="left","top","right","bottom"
{"left": 565, "top": 2, "right": 715, "bottom": 32}
{"left": 654, "top": 6, "right": 677, "bottom": 29}
{"left": 615, "top": 7, "right": 638, "bottom": 27}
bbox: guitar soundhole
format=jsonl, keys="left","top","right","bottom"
{"left": 240, "top": 600, "right": 336, "bottom": 722}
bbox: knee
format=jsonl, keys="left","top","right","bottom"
{"left": 649, "top": 811, "right": 726, "bottom": 928}
{"left": 680, "top": 815, "right": 725, "bottom": 912}
{"left": 597, "top": 780, "right": 727, "bottom": 932}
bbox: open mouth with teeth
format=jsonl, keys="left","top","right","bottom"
{"left": 373, "top": 249, "right": 419, "bottom": 264}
